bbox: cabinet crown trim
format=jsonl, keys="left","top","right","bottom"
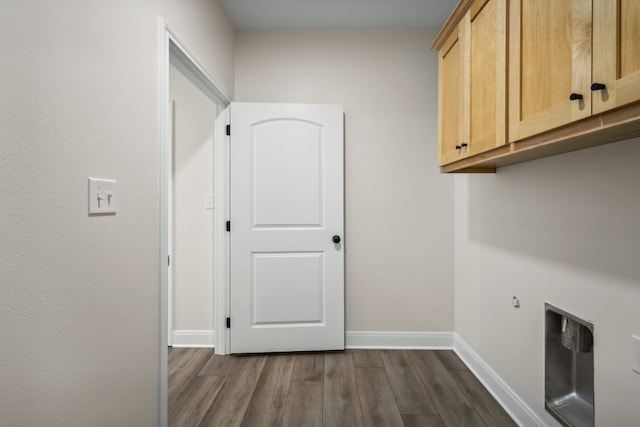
{"left": 431, "top": 0, "right": 473, "bottom": 50}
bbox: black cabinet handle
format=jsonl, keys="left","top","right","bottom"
{"left": 591, "top": 83, "right": 606, "bottom": 91}
{"left": 569, "top": 93, "right": 583, "bottom": 101}
{"left": 332, "top": 235, "right": 341, "bottom": 244}
{"left": 455, "top": 145, "right": 461, "bottom": 150}
{"left": 461, "top": 143, "right": 468, "bottom": 148}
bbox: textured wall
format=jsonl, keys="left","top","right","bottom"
{"left": 162, "top": 0, "right": 235, "bottom": 95}
{"left": 235, "top": 30, "right": 455, "bottom": 332}
{"left": 454, "top": 139, "right": 640, "bottom": 425}
{"left": 0, "top": 1, "right": 234, "bottom": 425}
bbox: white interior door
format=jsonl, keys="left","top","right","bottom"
{"left": 230, "top": 102, "right": 344, "bottom": 354}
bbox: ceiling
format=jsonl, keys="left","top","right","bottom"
{"left": 221, "top": 0, "right": 459, "bottom": 31}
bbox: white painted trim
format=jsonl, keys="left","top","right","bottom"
{"left": 167, "top": 100, "right": 174, "bottom": 348}
{"left": 346, "top": 331, "right": 454, "bottom": 349}
{"left": 164, "top": 25, "right": 231, "bottom": 357}
{"left": 158, "top": 17, "right": 232, "bottom": 427}
{"left": 167, "top": 33, "right": 232, "bottom": 105}
{"left": 157, "top": 18, "right": 171, "bottom": 427}
{"left": 172, "top": 330, "right": 216, "bottom": 348}
{"left": 214, "top": 105, "right": 230, "bottom": 355}
{"left": 453, "top": 334, "right": 557, "bottom": 427}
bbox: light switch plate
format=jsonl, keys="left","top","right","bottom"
{"left": 88, "top": 178, "right": 117, "bottom": 215}
{"left": 633, "top": 335, "right": 640, "bottom": 375}
{"left": 205, "top": 193, "right": 214, "bottom": 209}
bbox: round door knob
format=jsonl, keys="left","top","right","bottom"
{"left": 332, "top": 235, "right": 341, "bottom": 244}
{"left": 569, "top": 93, "right": 583, "bottom": 101}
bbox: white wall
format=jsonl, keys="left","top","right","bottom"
{"left": 170, "top": 64, "right": 216, "bottom": 340}
{"left": 235, "top": 30, "right": 455, "bottom": 333}
{"left": 0, "top": 1, "right": 234, "bottom": 425}
{"left": 455, "top": 139, "right": 640, "bottom": 425}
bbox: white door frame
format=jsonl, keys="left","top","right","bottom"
{"left": 158, "top": 18, "right": 231, "bottom": 427}
{"left": 167, "top": 100, "right": 174, "bottom": 347}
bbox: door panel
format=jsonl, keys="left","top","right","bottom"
{"left": 466, "top": 0, "right": 507, "bottom": 156}
{"left": 620, "top": 0, "right": 640, "bottom": 78}
{"left": 252, "top": 252, "right": 324, "bottom": 324}
{"left": 230, "top": 102, "right": 344, "bottom": 354}
{"left": 252, "top": 120, "right": 323, "bottom": 227}
{"left": 469, "top": 0, "right": 498, "bottom": 146}
{"left": 520, "top": 0, "right": 573, "bottom": 121}
{"left": 438, "top": 28, "right": 464, "bottom": 166}
{"left": 509, "top": 0, "right": 592, "bottom": 142}
{"left": 592, "top": 0, "right": 640, "bottom": 113}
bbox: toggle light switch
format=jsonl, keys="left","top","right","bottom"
{"left": 88, "top": 177, "right": 117, "bottom": 215}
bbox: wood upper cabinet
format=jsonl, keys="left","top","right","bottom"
{"left": 509, "top": 0, "right": 640, "bottom": 142}
{"left": 437, "top": 0, "right": 508, "bottom": 166}
{"left": 464, "top": 0, "right": 507, "bottom": 157}
{"left": 438, "top": 26, "right": 464, "bottom": 166}
{"left": 509, "top": 0, "right": 593, "bottom": 142}
{"left": 433, "top": 0, "right": 640, "bottom": 172}
{"left": 592, "top": 0, "right": 640, "bottom": 114}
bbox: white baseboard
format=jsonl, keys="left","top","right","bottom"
{"left": 345, "top": 331, "right": 454, "bottom": 349}
{"left": 453, "top": 334, "right": 557, "bottom": 427}
{"left": 172, "top": 330, "right": 215, "bottom": 348}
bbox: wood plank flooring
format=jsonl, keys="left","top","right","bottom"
{"left": 168, "top": 348, "right": 516, "bottom": 427}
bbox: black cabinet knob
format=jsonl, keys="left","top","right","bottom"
{"left": 332, "top": 235, "right": 341, "bottom": 244}
{"left": 569, "top": 93, "right": 583, "bottom": 101}
{"left": 591, "top": 82, "right": 606, "bottom": 91}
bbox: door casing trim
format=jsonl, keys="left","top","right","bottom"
{"left": 158, "top": 17, "right": 231, "bottom": 427}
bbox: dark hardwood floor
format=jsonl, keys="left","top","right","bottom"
{"left": 168, "top": 348, "right": 516, "bottom": 427}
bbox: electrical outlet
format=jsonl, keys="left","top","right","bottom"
{"left": 88, "top": 178, "right": 117, "bottom": 215}
{"left": 512, "top": 296, "right": 520, "bottom": 309}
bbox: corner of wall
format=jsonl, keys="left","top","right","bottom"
{"left": 454, "top": 334, "right": 558, "bottom": 426}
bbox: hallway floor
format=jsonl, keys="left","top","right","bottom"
{"left": 168, "top": 348, "right": 516, "bottom": 427}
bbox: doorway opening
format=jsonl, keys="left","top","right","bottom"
{"left": 158, "top": 19, "right": 230, "bottom": 427}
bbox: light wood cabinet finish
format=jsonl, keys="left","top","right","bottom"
{"left": 437, "top": 0, "right": 508, "bottom": 167}
{"left": 592, "top": 0, "right": 640, "bottom": 114}
{"left": 432, "top": 0, "right": 640, "bottom": 173}
{"left": 509, "top": 0, "right": 592, "bottom": 142}
{"left": 438, "top": 27, "right": 464, "bottom": 165}
{"left": 465, "top": 0, "right": 507, "bottom": 156}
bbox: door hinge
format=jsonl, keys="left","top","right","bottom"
{"left": 226, "top": 220, "right": 231, "bottom": 232}
{"left": 226, "top": 124, "right": 231, "bottom": 136}
{"left": 226, "top": 317, "right": 231, "bottom": 329}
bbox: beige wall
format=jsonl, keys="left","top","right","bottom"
{"left": 162, "top": 0, "right": 235, "bottom": 96}
{"left": 454, "top": 139, "right": 640, "bottom": 424}
{"left": 0, "top": 1, "right": 234, "bottom": 425}
{"left": 235, "top": 30, "right": 455, "bottom": 332}
{"left": 170, "top": 64, "right": 217, "bottom": 335}
{"left": 11, "top": 1, "right": 636, "bottom": 424}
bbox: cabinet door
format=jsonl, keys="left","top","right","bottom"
{"left": 592, "top": 0, "right": 640, "bottom": 114}
{"left": 438, "top": 26, "right": 464, "bottom": 166}
{"left": 509, "top": 0, "right": 592, "bottom": 142}
{"left": 463, "top": 0, "right": 508, "bottom": 156}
